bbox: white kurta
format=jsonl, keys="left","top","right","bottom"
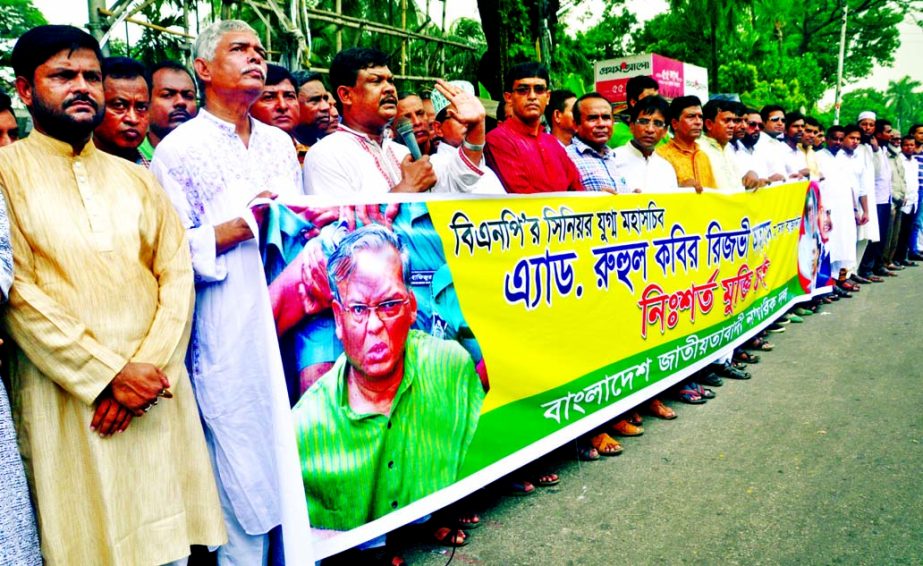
{"left": 698, "top": 136, "right": 743, "bottom": 191}
{"left": 780, "top": 142, "right": 808, "bottom": 178}
{"left": 900, "top": 154, "right": 919, "bottom": 213}
{"left": 755, "top": 133, "right": 788, "bottom": 178}
{"left": 846, "top": 146, "right": 879, "bottom": 242}
{"left": 431, "top": 141, "right": 505, "bottom": 194}
{"left": 816, "top": 148, "right": 858, "bottom": 265}
{"left": 612, "top": 142, "right": 683, "bottom": 193}
{"left": 150, "top": 110, "right": 310, "bottom": 564}
{"left": 303, "top": 124, "right": 482, "bottom": 196}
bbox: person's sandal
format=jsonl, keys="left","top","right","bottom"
{"left": 433, "top": 526, "right": 468, "bottom": 547}
{"left": 590, "top": 433, "right": 623, "bottom": 456}
{"left": 674, "top": 386, "right": 706, "bottom": 404}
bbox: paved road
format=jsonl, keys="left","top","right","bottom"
{"left": 400, "top": 269, "right": 923, "bottom": 565}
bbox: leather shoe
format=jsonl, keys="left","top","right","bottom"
{"left": 899, "top": 259, "right": 918, "bottom": 267}
{"left": 832, "top": 285, "right": 852, "bottom": 298}
{"left": 908, "top": 252, "right": 923, "bottom": 261}
{"left": 612, "top": 419, "right": 644, "bottom": 436}
{"left": 850, "top": 274, "right": 872, "bottom": 284}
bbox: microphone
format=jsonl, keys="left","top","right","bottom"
{"left": 395, "top": 117, "right": 422, "bottom": 160}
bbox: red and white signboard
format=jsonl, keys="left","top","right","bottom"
{"left": 595, "top": 53, "right": 709, "bottom": 104}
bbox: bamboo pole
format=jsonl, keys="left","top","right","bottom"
{"left": 305, "top": 7, "right": 475, "bottom": 50}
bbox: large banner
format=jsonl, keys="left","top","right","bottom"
{"left": 258, "top": 181, "right": 827, "bottom": 558}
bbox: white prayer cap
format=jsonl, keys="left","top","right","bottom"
{"left": 858, "top": 111, "right": 876, "bottom": 122}
{"left": 431, "top": 80, "right": 475, "bottom": 119}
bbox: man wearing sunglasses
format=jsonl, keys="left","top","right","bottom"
{"left": 292, "top": 225, "right": 485, "bottom": 533}
{"left": 485, "top": 62, "right": 583, "bottom": 193}
{"left": 761, "top": 104, "right": 786, "bottom": 139}
{"left": 733, "top": 109, "right": 786, "bottom": 184}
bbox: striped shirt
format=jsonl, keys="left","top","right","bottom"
{"left": 292, "top": 330, "right": 485, "bottom": 530}
{"left": 915, "top": 152, "right": 923, "bottom": 191}
{"left": 566, "top": 137, "right": 626, "bottom": 192}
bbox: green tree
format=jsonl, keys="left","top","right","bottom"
{"left": 886, "top": 76, "right": 923, "bottom": 132}
{"left": 0, "top": 0, "right": 47, "bottom": 92}
{"left": 552, "top": 0, "right": 636, "bottom": 92}
{"left": 630, "top": 0, "right": 910, "bottom": 109}
{"left": 125, "top": 0, "right": 188, "bottom": 65}
{"left": 816, "top": 87, "right": 889, "bottom": 127}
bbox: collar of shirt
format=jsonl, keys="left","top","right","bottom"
{"left": 698, "top": 136, "right": 728, "bottom": 154}
{"left": 504, "top": 117, "right": 542, "bottom": 138}
{"left": 199, "top": 107, "right": 252, "bottom": 137}
{"left": 31, "top": 128, "right": 95, "bottom": 158}
{"left": 666, "top": 137, "right": 700, "bottom": 155}
{"left": 572, "top": 136, "right": 610, "bottom": 158}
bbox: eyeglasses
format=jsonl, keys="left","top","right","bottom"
{"left": 747, "top": 121, "right": 763, "bottom": 129}
{"left": 512, "top": 84, "right": 548, "bottom": 96}
{"left": 768, "top": 116, "right": 784, "bottom": 122}
{"left": 635, "top": 117, "right": 666, "bottom": 128}
{"left": 343, "top": 298, "right": 409, "bottom": 322}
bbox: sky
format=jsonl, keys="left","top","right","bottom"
{"left": 31, "top": 0, "right": 922, "bottom": 104}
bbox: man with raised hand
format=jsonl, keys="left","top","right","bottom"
{"left": 304, "top": 47, "right": 487, "bottom": 196}
{"left": 430, "top": 79, "right": 505, "bottom": 194}
{"left": 151, "top": 19, "right": 308, "bottom": 565}
{"left": 0, "top": 25, "right": 225, "bottom": 565}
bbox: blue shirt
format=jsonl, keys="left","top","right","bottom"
{"left": 566, "top": 137, "right": 627, "bottom": 192}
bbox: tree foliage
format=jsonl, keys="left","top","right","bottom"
{"left": 477, "top": 0, "right": 636, "bottom": 99}
{"left": 0, "top": 0, "right": 47, "bottom": 93}
{"left": 815, "top": 77, "right": 923, "bottom": 131}
{"left": 629, "top": 0, "right": 912, "bottom": 111}
{"left": 0, "top": 0, "right": 48, "bottom": 65}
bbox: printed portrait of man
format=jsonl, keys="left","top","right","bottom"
{"left": 291, "top": 225, "right": 486, "bottom": 532}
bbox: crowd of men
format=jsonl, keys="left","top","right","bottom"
{"left": 0, "top": 19, "right": 921, "bottom": 566}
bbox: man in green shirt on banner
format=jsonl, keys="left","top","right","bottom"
{"left": 292, "top": 224, "right": 485, "bottom": 532}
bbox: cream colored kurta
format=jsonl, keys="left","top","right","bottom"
{"left": 0, "top": 131, "right": 226, "bottom": 565}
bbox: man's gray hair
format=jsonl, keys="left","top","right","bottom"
{"left": 327, "top": 224, "right": 411, "bottom": 303}
{"left": 195, "top": 20, "right": 257, "bottom": 62}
